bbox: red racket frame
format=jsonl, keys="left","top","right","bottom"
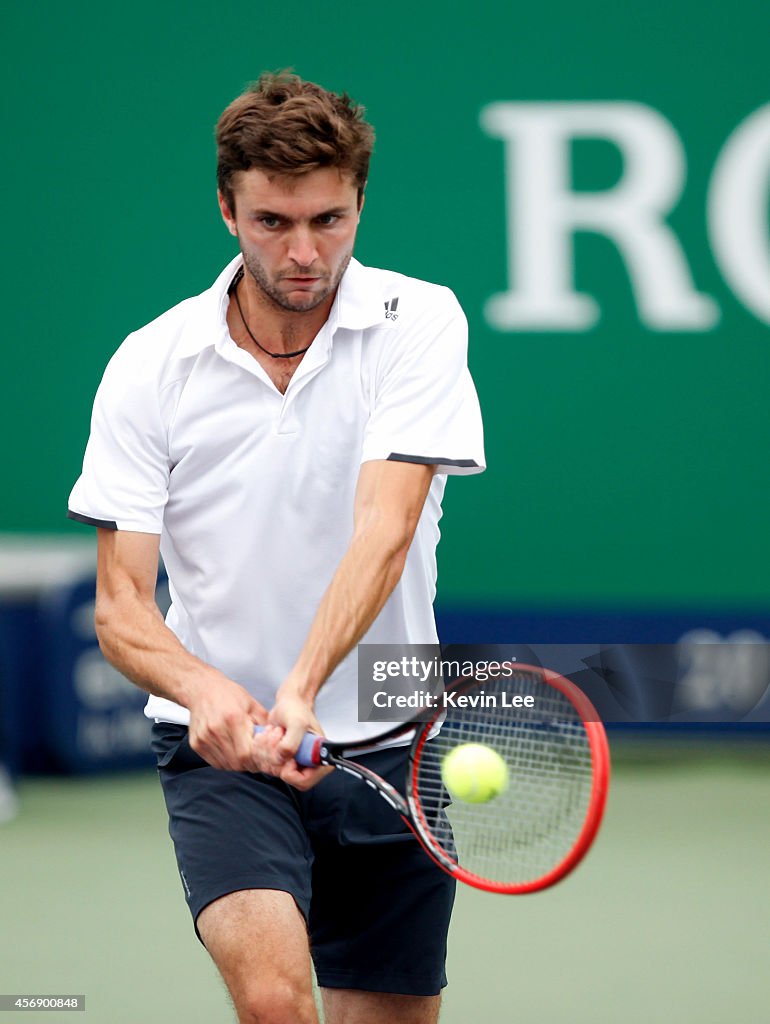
{"left": 406, "top": 665, "right": 611, "bottom": 894}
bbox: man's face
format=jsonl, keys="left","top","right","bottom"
{"left": 219, "top": 167, "right": 363, "bottom": 313}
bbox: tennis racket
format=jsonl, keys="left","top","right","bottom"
{"left": 257, "top": 664, "right": 610, "bottom": 894}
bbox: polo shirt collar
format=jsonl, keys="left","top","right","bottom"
{"left": 177, "top": 255, "right": 383, "bottom": 358}
{"left": 333, "top": 257, "right": 385, "bottom": 331}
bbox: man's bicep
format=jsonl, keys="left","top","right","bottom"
{"left": 354, "top": 459, "right": 436, "bottom": 537}
{"left": 96, "top": 527, "right": 161, "bottom": 604}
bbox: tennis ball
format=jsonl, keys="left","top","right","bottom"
{"left": 441, "top": 743, "right": 508, "bottom": 803}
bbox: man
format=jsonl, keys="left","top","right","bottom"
{"left": 69, "top": 72, "right": 484, "bottom": 1024}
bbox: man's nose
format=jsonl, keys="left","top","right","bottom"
{"left": 287, "top": 228, "right": 319, "bottom": 268}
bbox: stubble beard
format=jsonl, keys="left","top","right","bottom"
{"left": 241, "top": 247, "right": 353, "bottom": 313}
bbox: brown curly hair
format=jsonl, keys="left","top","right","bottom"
{"left": 216, "top": 71, "right": 375, "bottom": 213}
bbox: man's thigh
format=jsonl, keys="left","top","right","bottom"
{"left": 198, "top": 889, "right": 318, "bottom": 1024}
{"left": 153, "top": 728, "right": 455, "bottom": 1006}
{"left": 305, "top": 745, "right": 456, "bottom": 998}
{"left": 152, "top": 722, "right": 314, "bottom": 936}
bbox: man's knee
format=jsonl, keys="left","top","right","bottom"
{"left": 236, "top": 975, "right": 317, "bottom": 1024}
{"left": 321, "top": 988, "right": 441, "bottom": 1024}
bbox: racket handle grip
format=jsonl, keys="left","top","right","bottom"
{"left": 252, "top": 726, "right": 325, "bottom": 767}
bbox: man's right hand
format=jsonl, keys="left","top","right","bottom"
{"left": 187, "top": 677, "right": 277, "bottom": 773}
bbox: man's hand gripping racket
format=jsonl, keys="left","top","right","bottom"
{"left": 257, "top": 664, "right": 610, "bottom": 894}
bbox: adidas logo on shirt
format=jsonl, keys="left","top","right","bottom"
{"left": 384, "top": 297, "right": 399, "bottom": 320}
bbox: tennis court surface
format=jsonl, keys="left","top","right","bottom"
{"left": 1, "top": 740, "right": 767, "bottom": 1023}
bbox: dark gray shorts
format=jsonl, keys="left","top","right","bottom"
{"left": 152, "top": 723, "right": 456, "bottom": 996}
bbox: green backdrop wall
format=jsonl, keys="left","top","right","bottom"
{"left": 2, "top": 1, "right": 768, "bottom": 609}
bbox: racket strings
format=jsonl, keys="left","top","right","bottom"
{"left": 411, "top": 671, "right": 595, "bottom": 886}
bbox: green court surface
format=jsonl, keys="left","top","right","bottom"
{"left": 1, "top": 742, "right": 767, "bottom": 1023}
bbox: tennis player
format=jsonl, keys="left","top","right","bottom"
{"left": 69, "top": 72, "right": 484, "bottom": 1024}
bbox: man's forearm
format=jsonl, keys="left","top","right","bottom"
{"left": 94, "top": 530, "right": 272, "bottom": 774}
{"left": 95, "top": 588, "right": 227, "bottom": 709}
{"left": 280, "top": 460, "right": 435, "bottom": 706}
{"left": 282, "top": 516, "right": 413, "bottom": 702}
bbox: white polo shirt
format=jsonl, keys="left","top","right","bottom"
{"left": 69, "top": 255, "right": 485, "bottom": 742}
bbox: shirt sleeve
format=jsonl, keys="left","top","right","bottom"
{"left": 67, "top": 340, "right": 171, "bottom": 533}
{"left": 360, "top": 288, "right": 485, "bottom": 475}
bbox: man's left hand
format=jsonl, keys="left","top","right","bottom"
{"left": 266, "top": 688, "right": 333, "bottom": 791}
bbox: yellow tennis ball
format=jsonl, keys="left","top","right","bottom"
{"left": 441, "top": 743, "right": 509, "bottom": 803}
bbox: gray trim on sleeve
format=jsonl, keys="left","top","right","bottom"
{"left": 67, "top": 510, "right": 118, "bottom": 530}
{"left": 387, "top": 453, "right": 480, "bottom": 468}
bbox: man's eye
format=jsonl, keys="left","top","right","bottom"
{"left": 259, "top": 216, "right": 281, "bottom": 229}
{"left": 316, "top": 214, "right": 339, "bottom": 226}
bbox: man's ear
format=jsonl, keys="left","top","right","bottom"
{"left": 217, "top": 190, "right": 238, "bottom": 237}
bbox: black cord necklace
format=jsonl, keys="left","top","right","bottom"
{"left": 229, "top": 267, "right": 312, "bottom": 360}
